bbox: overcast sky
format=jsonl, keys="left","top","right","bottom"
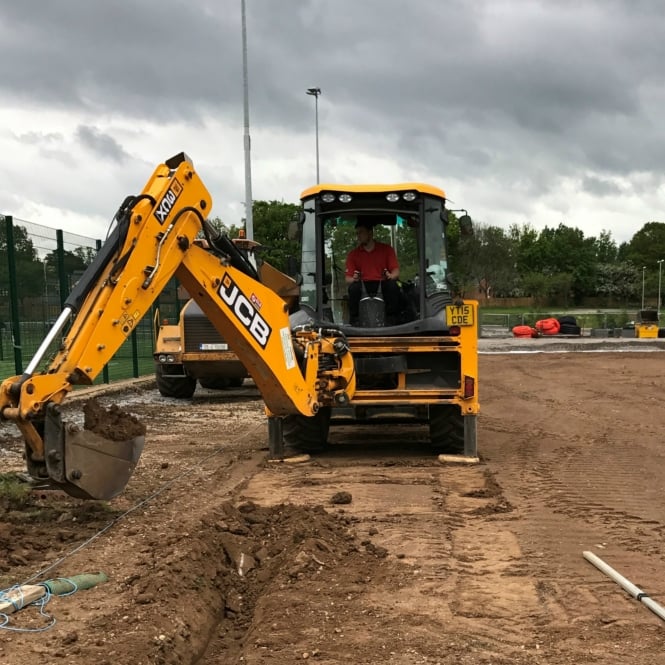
{"left": 1, "top": 0, "right": 664, "bottom": 245}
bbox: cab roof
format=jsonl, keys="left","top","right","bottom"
{"left": 300, "top": 182, "right": 446, "bottom": 200}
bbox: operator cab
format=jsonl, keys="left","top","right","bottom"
{"left": 296, "top": 183, "right": 461, "bottom": 334}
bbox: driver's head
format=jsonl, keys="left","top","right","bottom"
{"left": 355, "top": 220, "right": 374, "bottom": 245}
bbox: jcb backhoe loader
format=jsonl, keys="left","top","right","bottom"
{"left": 151, "top": 181, "right": 481, "bottom": 457}
{"left": 0, "top": 153, "right": 355, "bottom": 500}
{"left": 153, "top": 237, "right": 298, "bottom": 398}
{"left": 284, "top": 183, "right": 479, "bottom": 455}
{"left": 153, "top": 297, "right": 249, "bottom": 399}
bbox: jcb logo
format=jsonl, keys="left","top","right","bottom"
{"left": 219, "top": 273, "right": 271, "bottom": 348}
{"left": 154, "top": 179, "right": 183, "bottom": 224}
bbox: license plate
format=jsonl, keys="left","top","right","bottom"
{"left": 446, "top": 304, "right": 474, "bottom": 326}
{"left": 199, "top": 343, "right": 229, "bottom": 351}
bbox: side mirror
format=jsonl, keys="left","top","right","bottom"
{"left": 445, "top": 209, "right": 474, "bottom": 235}
{"left": 288, "top": 211, "right": 306, "bottom": 241}
{"left": 286, "top": 255, "right": 300, "bottom": 277}
{"left": 459, "top": 214, "right": 474, "bottom": 236}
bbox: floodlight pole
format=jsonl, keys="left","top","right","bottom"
{"left": 241, "top": 0, "right": 253, "bottom": 239}
{"left": 306, "top": 87, "right": 321, "bottom": 183}
{"left": 642, "top": 266, "right": 646, "bottom": 310}
{"left": 658, "top": 259, "right": 664, "bottom": 318}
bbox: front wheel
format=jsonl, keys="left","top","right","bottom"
{"left": 155, "top": 364, "right": 197, "bottom": 398}
{"left": 429, "top": 405, "right": 465, "bottom": 454}
{"left": 282, "top": 407, "right": 332, "bottom": 453}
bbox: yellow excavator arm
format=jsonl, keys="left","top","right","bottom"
{"left": 0, "top": 153, "right": 355, "bottom": 500}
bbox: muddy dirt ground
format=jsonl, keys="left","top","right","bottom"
{"left": 1, "top": 346, "right": 665, "bottom": 664}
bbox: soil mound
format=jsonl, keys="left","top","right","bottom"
{"left": 83, "top": 399, "right": 146, "bottom": 440}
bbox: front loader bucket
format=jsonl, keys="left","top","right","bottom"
{"left": 43, "top": 401, "right": 145, "bottom": 500}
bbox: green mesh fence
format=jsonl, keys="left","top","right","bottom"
{"left": 0, "top": 215, "right": 184, "bottom": 384}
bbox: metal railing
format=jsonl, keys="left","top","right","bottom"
{"left": 479, "top": 310, "right": 639, "bottom": 337}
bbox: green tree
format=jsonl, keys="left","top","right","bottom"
{"left": 515, "top": 223, "right": 596, "bottom": 303}
{"left": 622, "top": 222, "right": 665, "bottom": 266}
{"left": 511, "top": 222, "right": 540, "bottom": 277}
{"left": 521, "top": 271, "right": 550, "bottom": 305}
{"left": 73, "top": 246, "right": 97, "bottom": 266}
{"left": 594, "top": 229, "right": 618, "bottom": 264}
{"left": 519, "top": 271, "right": 573, "bottom": 306}
{"left": 206, "top": 216, "right": 240, "bottom": 237}
{"left": 44, "top": 249, "right": 88, "bottom": 274}
{"left": 620, "top": 222, "right": 665, "bottom": 303}
{"left": 251, "top": 200, "right": 300, "bottom": 272}
{"left": 44, "top": 248, "right": 91, "bottom": 293}
{"left": 457, "top": 224, "right": 518, "bottom": 298}
{"left": 0, "top": 222, "right": 43, "bottom": 301}
{"left": 596, "top": 262, "right": 639, "bottom": 306}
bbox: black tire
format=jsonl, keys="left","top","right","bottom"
{"left": 559, "top": 323, "right": 581, "bottom": 335}
{"left": 282, "top": 407, "right": 332, "bottom": 453}
{"left": 429, "top": 405, "right": 465, "bottom": 454}
{"left": 155, "top": 364, "right": 197, "bottom": 398}
{"left": 199, "top": 376, "right": 231, "bottom": 390}
{"left": 557, "top": 315, "right": 577, "bottom": 325}
{"left": 228, "top": 377, "right": 245, "bottom": 388}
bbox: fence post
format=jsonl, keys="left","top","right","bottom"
{"left": 5, "top": 216, "right": 23, "bottom": 374}
{"left": 131, "top": 328, "right": 139, "bottom": 378}
{"left": 55, "top": 229, "right": 67, "bottom": 308}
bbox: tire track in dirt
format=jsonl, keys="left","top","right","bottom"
{"left": 239, "top": 459, "right": 558, "bottom": 661}
{"left": 6, "top": 352, "right": 665, "bottom": 663}
{"left": 479, "top": 353, "right": 665, "bottom": 652}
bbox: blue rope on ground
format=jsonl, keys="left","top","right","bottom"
{"left": 0, "top": 577, "right": 79, "bottom": 632}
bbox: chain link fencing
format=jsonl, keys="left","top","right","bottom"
{"left": 0, "top": 215, "right": 184, "bottom": 384}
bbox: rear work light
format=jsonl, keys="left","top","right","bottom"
{"left": 463, "top": 375, "right": 475, "bottom": 399}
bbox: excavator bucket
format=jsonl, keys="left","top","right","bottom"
{"left": 42, "top": 401, "right": 145, "bottom": 500}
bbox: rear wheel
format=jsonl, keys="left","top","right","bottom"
{"left": 155, "top": 364, "right": 197, "bottom": 398}
{"left": 429, "top": 405, "right": 465, "bottom": 454}
{"left": 282, "top": 407, "right": 332, "bottom": 453}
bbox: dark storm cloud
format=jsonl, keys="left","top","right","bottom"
{"left": 0, "top": 0, "right": 243, "bottom": 121}
{"left": 76, "top": 125, "right": 129, "bottom": 162}
{"left": 582, "top": 175, "right": 622, "bottom": 197}
{"left": 240, "top": 0, "right": 665, "bottom": 188}
{"left": 2, "top": 0, "right": 665, "bottom": 239}
{"left": 2, "top": 1, "right": 664, "bottom": 143}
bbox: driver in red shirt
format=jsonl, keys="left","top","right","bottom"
{"left": 345, "top": 220, "right": 400, "bottom": 325}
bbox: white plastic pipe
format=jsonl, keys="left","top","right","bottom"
{"left": 583, "top": 550, "right": 665, "bottom": 622}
